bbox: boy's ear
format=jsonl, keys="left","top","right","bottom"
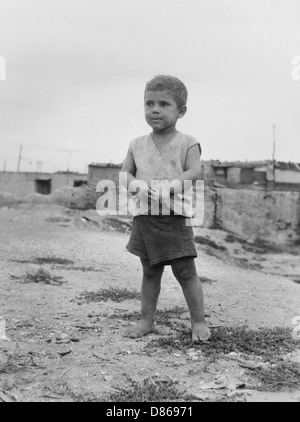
{"left": 178, "top": 105, "right": 187, "bottom": 118}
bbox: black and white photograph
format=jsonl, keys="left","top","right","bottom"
{"left": 0, "top": 0, "right": 300, "bottom": 404}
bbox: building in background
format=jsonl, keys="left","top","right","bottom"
{"left": 88, "top": 161, "right": 300, "bottom": 192}
{"left": 88, "top": 163, "right": 122, "bottom": 191}
{"left": 0, "top": 171, "right": 87, "bottom": 197}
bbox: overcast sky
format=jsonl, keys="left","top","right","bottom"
{"left": 0, "top": 0, "right": 299, "bottom": 173}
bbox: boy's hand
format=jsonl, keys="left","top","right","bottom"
{"left": 131, "top": 183, "right": 157, "bottom": 200}
{"left": 152, "top": 188, "right": 170, "bottom": 205}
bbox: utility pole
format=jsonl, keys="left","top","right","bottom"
{"left": 3, "top": 158, "right": 6, "bottom": 172}
{"left": 59, "top": 149, "right": 73, "bottom": 172}
{"left": 17, "top": 144, "right": 23, "bottom": 172}
{"left": 272, "top": 125, "right": 276, "bottom": 181}
{"left": 272, "top": 125, "right": 276, "bottom": 163}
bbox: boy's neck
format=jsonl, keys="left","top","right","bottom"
{"left": 152, "top": 128, "right": 178, "bottom": 142}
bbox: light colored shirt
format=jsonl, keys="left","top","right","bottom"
{"left": 127, "top": 131, "right": 201, "bottom": 217}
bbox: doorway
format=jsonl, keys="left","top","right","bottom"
{"left": 35, "top": 179, "right": 51, "bottom": 195}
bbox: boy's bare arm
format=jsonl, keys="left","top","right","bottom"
{"left": 121, "top": 150, "right": 155, "bottom": 197}
{"left": 169, "top": 144, "right": 201, "bottom": 194}
{"left": 121, "top": 149, "right": 136, "bottom": 188}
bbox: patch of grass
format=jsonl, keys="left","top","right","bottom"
{"left": 242, "top": 239, "right": 284, "bottom": 254}
{"left": 147, "top": 326, "right": 297, "bottom": 361}
{"left": 199, "top": 276, "right": 217, "bottom": 283}
{"left": 10, "top": 258, "right": 103, "bottom": 273}
{"left": 77, "top": 287, "right": 141, "bottom": 303}
{"left": 45, "top": 217, "right": 71, "bottom": 223}
{"left": 225, "top": 234, "right": 247, "bottom": 244}
{"left": 22, "top": 268, "right": 67, "bottom": 286}
{"left": 234, "top": 257, "right": 264, "bottom": 271}
{"left": 155, "top": 307, "right": 189, "bottom": 329}
{"left": 0, "top": 350, "right": 33, "bottom": 374}
{"left": 102, "top": 376, "right": 199, "bottom": 402}
{"left": 10, "top": 256, "right": 74, "bottom": 266}
{"left": 110, "top": 310, "right": 141, "bottom": 321}
{"left": 103, "top": 216, "right": 132, "bottom": 233}
{"left": 34, "top": 257, "right": 74, "bottom": 265}
{"left": 110, "top": 306, "right": 188, "bottom": 329}
{"left": 58, "top": 265, "right": 103, "bottom": 272}
{"left": 251, "top": 361, "right": 300, "bottom": 392}
{"left": 194, "top": 235, "right": 227, "bottom": 251}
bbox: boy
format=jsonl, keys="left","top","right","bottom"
{"left": 121, "top": 75, "right": 211, "bottom": 343}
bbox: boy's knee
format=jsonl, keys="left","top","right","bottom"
{"left": 171, "top": 258, "right": 197, "bottom": 283}
{"left": 141, "top": 259, "right": 163, "bottom": 279}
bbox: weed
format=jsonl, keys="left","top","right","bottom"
{"left": 147, "top": 326, "right": 297, "bottom": 361}
{"left": 11, "top": 256, "right": 74, "bottom": 266}
{"left": 103, "top": 217, "right": 132, "bottom": 233}
{"left": 110, "top": 310, "right": 141, "bottom": 321}
{"left": 34, "top": 257, "right": 74, "bottom": 265}
{"left": 194, "top": 235, "right": 227, "bottom": 251}
{"left": 225, "top": 234, "right": 247, "bottom": 244}
{"left": 251, "top": 361, "right": 300, "bottom": 392}
{"left": 102, "top": 376, "right": 198, "bottom": 402}
{"left": 45, "top": 217, "right": 71, "bottom": 223}
{"left": 243, "top": 239, "right": 284, "bottom": 254}
{"left": 0, "top": 350, "right": 32, "bottom": 374}
{"left": 58, "top": 265, "right": 103, "bottom": 272}
{"left": 110, "top": 306, "right": 188, "bottom": 329}
{"left": 22, "top": 268, "right": 67, "bottom": 286}
{"left": 199, "top": 276, "right": 217, "bottom": 283}
{"left": 77, "top": 287, "right": 141, "bottom": 303}
{"left": 155, "top": 307, "right": 189, "bottom": 329}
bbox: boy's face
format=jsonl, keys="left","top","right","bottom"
{"left": 144, "top": 90, "right": 186, "bottom": 134}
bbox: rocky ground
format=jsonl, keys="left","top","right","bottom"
{"left": 0, "top": 203, "right": 300, "bottom": 402}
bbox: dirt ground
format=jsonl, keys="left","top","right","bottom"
{"left": 0, "top": 203, "right": 300, "bottom": 402}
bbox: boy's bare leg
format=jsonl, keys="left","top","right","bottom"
{"left": 171, "top": 257, "right": 211, "bottom": 343}
{"left": 124, "top": 259, "right": 164, "bottom": 338}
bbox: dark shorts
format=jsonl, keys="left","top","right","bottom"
{"left": 126, "top": 215, "right": 197, "bottom": 267}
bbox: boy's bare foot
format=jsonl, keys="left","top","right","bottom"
{"left": 192, "top": 322, "right": 211, "bottom": 343}
{"left": 123, "top": 320, "right": 155, "bottom": 338}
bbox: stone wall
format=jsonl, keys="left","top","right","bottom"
{"left": 213, "top": 188, "right": 300, "bottom": 245}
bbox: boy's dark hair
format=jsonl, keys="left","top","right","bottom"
{"left": 144, "top": 75, "right": 188, "bottom": 109}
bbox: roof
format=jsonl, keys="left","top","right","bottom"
{"left": 275, "top": 162, "right": 300, "bottom": 172}
{"left": 207, "top": 160, "right": 268, "bottom": 168}
{"left": 207, "top": 160, "right": 300, "bottom": 172}
{"left": 89, "top": 163, "right": 122, "bottom": 168}
{"left": 88, "top": 161, "right": 300, "bottom": 172}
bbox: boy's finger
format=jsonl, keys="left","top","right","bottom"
{"left": 146, "top": 190, "right": 158, "bottom": 200}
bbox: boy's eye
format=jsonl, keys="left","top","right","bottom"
{"left": 160, "top": 102, "right": 169, "bottom": 107}
{"left": 145, "top": 101, "right": 153, "bottom": 107}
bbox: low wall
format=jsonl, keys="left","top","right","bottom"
{"left": 214, "top": 188, "right": 300, "bottom": 245}
{"left": 1, "top": 181, "right": 299, "bottom": 246}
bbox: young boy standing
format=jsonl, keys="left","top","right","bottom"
{"left": 121, "top": 75, "right": 211, "bottom": 343}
